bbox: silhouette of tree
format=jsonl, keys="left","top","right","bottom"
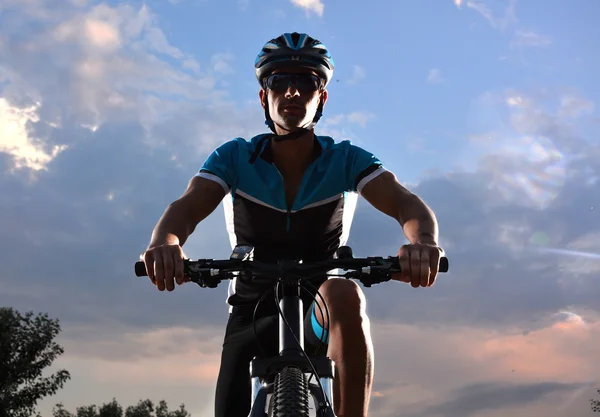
{"left": 52, "top": 399, "right": 191, "bottom": 417}
{"left": 0, "top": 307, "right": 71, "bottom": 417}
{"left": 591, "top": 388, "right": 600, "bottom": 413}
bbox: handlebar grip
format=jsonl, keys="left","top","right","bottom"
{"left": 439, "top": 256, "right": 449, "bottom": 272}
{"left": 135, "top": 261, "right": 148, "bottom": 277}
{"left": 391, "top": 256, "right": 449, "bottom": 272}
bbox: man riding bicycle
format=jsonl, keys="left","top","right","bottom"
{"left": 141, "top": 32, "right": 444, "bottom": 417}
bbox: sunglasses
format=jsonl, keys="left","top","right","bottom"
{"left": 263, "top": 73, "right": 324, "bottom": 93}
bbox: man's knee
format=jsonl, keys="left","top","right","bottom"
{"left": 316, "top": 278, "right": 367, "bottom": 324}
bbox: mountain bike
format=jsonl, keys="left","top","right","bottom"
{"left": 134, "top": 245, "right": 449, "bottom": 417}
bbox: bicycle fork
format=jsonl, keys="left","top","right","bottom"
{"left": 249, "top": 365, "right": 336, "bottom": 417}
{"left": 248, "top": 279, "right": 336, "bottom": 416}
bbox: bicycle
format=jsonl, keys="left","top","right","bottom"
{"left": 134, "top": 245, "right": 449, "bottom": 417}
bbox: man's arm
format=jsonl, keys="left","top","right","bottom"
{"left": 143, "top": 175, "right": 226, "bottom": 291}
{"left": 360, "top": 170, "right": 438, "bottom": 246}
{"left": 148, "top": 175, "right": 226, "bottom": 249}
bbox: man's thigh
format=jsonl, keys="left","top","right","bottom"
{"left": 214, "top": 310, "right": 279, "bottom": 417}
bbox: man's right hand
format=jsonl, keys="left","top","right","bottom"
{"left": 141, "top": 244, "right": 190, "bottom": 291}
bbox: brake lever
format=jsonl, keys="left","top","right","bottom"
{"left": 191, "top": 269, "right": 225, "bottom": 288}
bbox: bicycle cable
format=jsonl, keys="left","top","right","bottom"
{"left": 251, "top": 275, "right": 330, "bottom": 368}
{"left": 274, "top": 278, "right": 334, "bottom": 414}
{"left": 252, "top": 281, "right": 280, "bottom": 358}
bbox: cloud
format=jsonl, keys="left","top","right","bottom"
{"left": 558, "top": 95, "right": 595, "bottom": 119}
{"left": 0, "top": 98, "right": 68, "bottom": 171}
{"left": 427, "top": 68, "right": 443, "bottom": 84}
{"left": 345, "top": 87, "right": 600, "bottom": 331}
{"left": 318, "top": 111, "right": 376, "bottom": 142}
{"left": 290, "top": 0, "right": 324, "bottom": 17}
{"left": 0, "top": 2, "right": 226, "bottom": 153}
{"left": 211, "top": 52, "right": 235, "bottom": 74}
{"left": 347, "top": 65, "right": 366, "bottom": 85}
{"left": 417, "top": 381, "right": 591, "bottom": 417}
{"left": 511, "top": 30, "right": 551, "bottom": 48}
{"left": 324, "top": 111, "right": 375, "bottom": 128}
{"left": 363, "top": 313, "right": 600, "bottom": 417}
{"left": 0, "top": 0, "right": 266, "bottom": 337}
{"left": 347, "top": 111, "right": 376, "bottom": 128}
{"left": 461, "top": 0, "right": 518, "bottom": 31}
{"left": 454, "top": 0, "right": 463, "bottom": 8}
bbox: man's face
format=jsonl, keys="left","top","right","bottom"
{"left": 259, "top": 68, "right": 328, "bottom": 133}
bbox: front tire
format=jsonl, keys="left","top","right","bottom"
{"left": 268, "top": 366, "right": 310, "bottom": 417}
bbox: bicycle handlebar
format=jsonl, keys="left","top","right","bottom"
{"left": 134, "top": 245, "right": 449, "bottom": 288}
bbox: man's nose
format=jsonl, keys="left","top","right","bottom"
{"left": 285, "top": 83, "right": 300, "bottom": 98}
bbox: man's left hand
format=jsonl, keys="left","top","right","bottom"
{"left": 392, "top": 243, "right": 444, "bottom": 288}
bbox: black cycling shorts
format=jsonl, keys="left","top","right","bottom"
{"left": 214, "top": 296, "right": 330, "bottom": 417}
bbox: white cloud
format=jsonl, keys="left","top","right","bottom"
{"left": 323, "top": 111, "right": 375, "bottom": 129}
{"left": 0, "top": 1, "right": 223, "bottom": 153}
{"left": 457, "top": 88, "right": 599, "bottom": 210}
{"left": 506, "top": 95, "right": 525, "bottom": 107}
{"left": 0, "top": 98, "right": 68, "bottom": 171}
{"left": 427, "top": 68, "right": 443, "bottom": 84}
{"left": 84, "top": 19, "right": 121, "bottom": 50}
{"left": 462, "top": 0, "right": 517, "bottom": 31}
{"left": 556, "top": 232, "right": 600, "bottom": 278}
{"left": 454, "top": 0, "right": 463, "bottom": 8}
{"left": 290, "top": 0, "right": 324, "bottom": 17}
{"left": 348, "top": 65, "right": 366, "bottom": 85}
{"left": 347, "top": 111, "right": 375, "bottom": 128}
{"left": 558, "top": 95, "right": 595, "bottom": 119}
{"left": 319, "top": 111, "right": 375, "bottom": 143}
{"left": 211, "top": 52, "right": 235, "bottom": 74}
{"left": 511, "top": 30, "right": 551, "bottom": 48}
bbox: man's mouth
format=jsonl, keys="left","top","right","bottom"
{"left": 282, "top": 105, "right": 303, "bottom": 112}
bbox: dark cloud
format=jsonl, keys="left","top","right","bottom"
{"left": 348, "top": 154, "right": 600, "bottom": 329}
{"left": 2, "top": 103, "right": 599, "bottom": 352}
{"left": 411, "top": 381, "right": 590, "bottom": 417}
{"left": 0, "top": 0, "right": 265, "bottom": 341}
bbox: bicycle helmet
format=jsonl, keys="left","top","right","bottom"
{"left": 254, "top": 32, "right": 335, "bottom": 140}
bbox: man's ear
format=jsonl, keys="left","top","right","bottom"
{"left": 321, "top": 89, "right": 328, "bottom": 106}
{"left": 259, "top": 89, "right": 266, "bottom": 109}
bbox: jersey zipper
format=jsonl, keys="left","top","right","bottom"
{"left": 273, "top": 166, "right": 292, "bottom": 233}
{"left": 274, "top": 158, "right": 319, "bottom": 234}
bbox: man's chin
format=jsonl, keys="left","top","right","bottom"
{"left": 277, "top": 120, "right": 307, "bottom": 133}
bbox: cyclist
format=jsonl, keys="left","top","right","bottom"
{"left": 141, "top": 32, "right": 444, "bottom": 417}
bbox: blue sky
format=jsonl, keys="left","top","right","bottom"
{"left": 1, "top": 0, "right": 599, "bottom": 416}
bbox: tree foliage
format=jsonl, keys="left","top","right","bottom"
{"left": 0, "top": 307, "right": 71, "bottom": 417}
{"left": 591, "top": 388, "right": 600, "bottom": 413}
{"left": 52, "top": 399, "right": 192, "bottom": 417}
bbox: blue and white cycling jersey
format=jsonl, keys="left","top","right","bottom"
{"left": 196, "top": 133, "right": 385, "bottom": 309}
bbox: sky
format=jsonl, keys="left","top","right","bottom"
{"left": 1, "top": 0, "right": 599, "bottom": 416}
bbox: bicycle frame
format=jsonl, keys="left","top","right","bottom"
{"left": 248, "top": 277, "right": 336, "bottom": 417}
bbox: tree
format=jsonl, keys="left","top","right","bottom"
{"left": 52, "top": 399, "right": 192, "bottom": 417}
{"left": 591, "top": 388, "right": 600, "bottom": 413}
{"left": 0, "top": 307, "right": 71, "bottom": 416}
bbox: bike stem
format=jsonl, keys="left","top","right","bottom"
{"left": 278, "top": 279, "right": 305, "bottom": 356}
